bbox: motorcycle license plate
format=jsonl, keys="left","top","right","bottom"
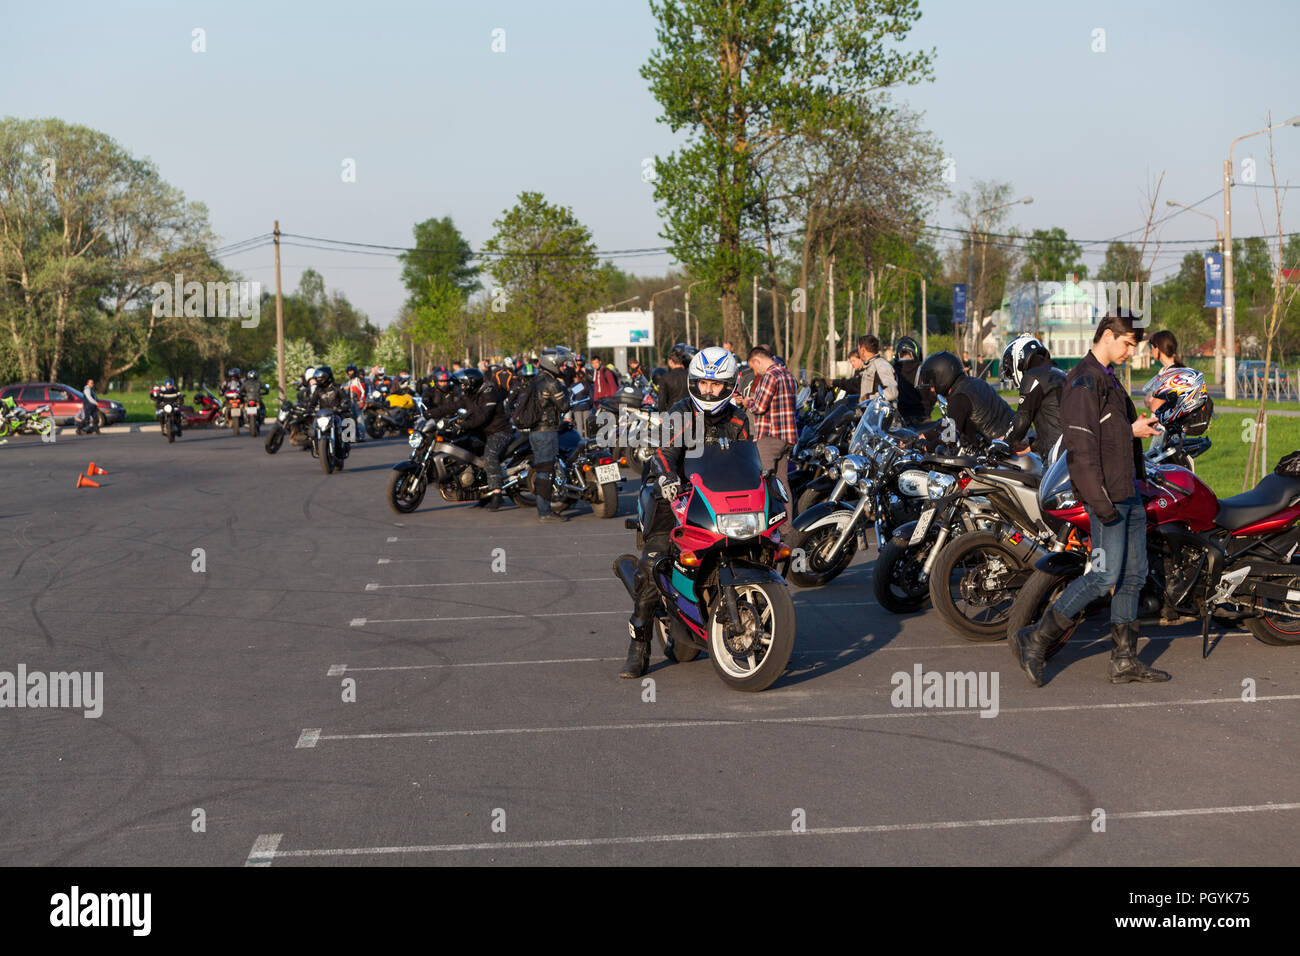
{"left": 594, "top": 463, "right": 620, "bottom": 484}
{"left": 908, "top": 506, "right": 935, "bottom": 546}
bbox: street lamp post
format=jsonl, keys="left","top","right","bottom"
{"left": 1223, "top": 116, "right": 1300, "bottom": 400}
{"left": 885, "top": 263, "right": 928, "bottom": 356}
{"left": 647, "top": 284, "right": 681, "bottom": 368}
{"left": 1166, "top": 199, "right": 1225, "bottom": 386}
{"left": 683, "top": 280, "right": 705, "bottom": 348}
{"left": 967, "top": 196, "right": 1033, "bottom": 362}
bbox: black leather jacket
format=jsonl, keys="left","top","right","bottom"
{"left": 306, "top": 383, "right": 348, "bottom": 412}
{"left": 535, "top": 369, "right": 570, "bottom": 431}
{"left": 1062, "top": 351, "right": 1145, "bottom": 522}
{"left": 462, "top": 384, "right": 511, "bottom": 436}
{"left": 946, "top": 375, "right": 1014, "bottom": 447}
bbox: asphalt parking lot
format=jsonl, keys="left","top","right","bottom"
{"left": 3, "top": 427, "right": 1299, "bottom": 866}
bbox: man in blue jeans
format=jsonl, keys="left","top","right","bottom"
{"left": 1010, "top": 312, "right": 1170, "bottom": 686}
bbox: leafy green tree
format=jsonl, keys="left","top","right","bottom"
{"left": 407, "top": 274, "right": 464, "bottom": 360}
{"left": 399, "top": 216, "right": 479, "bottom": 309}
{"left": 1018, "top": 228, "right": 1087, "bottom": 282}
{"left": 1096, "top": 241, "right": 1150, "bottom": 284}
{"left": 372, "top": 324, "right": 408, "bottom": 371}
{"left": 642, "top": 0, "right": 934, "bottom": 349}
{"left": 481, "top": 191, "right": 601, "bottom": 353}
{"left": 273, "top": 338, "right": 320, "bottom": 387}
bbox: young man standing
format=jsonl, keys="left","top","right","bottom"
{"left": 857, "top": 335, "right": 898, "bottom": 402}
{"left": 1010, "top": 313, "right": 1168, "bottom": 686}
{"left": 737, "top": 346, "right": 797, "bottom": 529}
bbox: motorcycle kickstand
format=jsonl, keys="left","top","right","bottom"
{"left": 1201, "top": 612, "right": 1214, "bottom": 659}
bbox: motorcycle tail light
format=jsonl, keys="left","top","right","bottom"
{"left": 957, "top": 474, "right": 972, "bottom": 489}
{"left": 619, "top": 457, "right": 628, "bottom": 466}
{"left": 679, "top": 551, "right": 700, "bottom": 567}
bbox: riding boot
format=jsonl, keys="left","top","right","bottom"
{"left": 1010, "top": 608, "right": 1074, "bottom": 687}
{"left": 619, "top": 620, "right": 652, "bottom": 679}
{"left": 486, "top": 489, "right": 502, "bottom": 511}
{"left": 1108, "top": 620, "right": 1171, "bottom": 683}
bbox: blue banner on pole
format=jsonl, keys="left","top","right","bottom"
{"left": 1204, "top": 253, "right": 1223, "bottom": 308}
{"left": 953, "top": 284, "right": 967, "bottom": 325}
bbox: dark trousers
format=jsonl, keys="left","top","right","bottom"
{"left": 755, "top": 436, "right": 793, "bottom": 528}
{"left": 529, "top": 429, "right": 559, "bottom": 515}
{"left": 484, "top": 430, "right": 512, "bottom": 492}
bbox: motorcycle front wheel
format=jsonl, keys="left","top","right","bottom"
{"left": 929, "top": 530, "right": 1028, "bottom": 641}
{"left": 872, "top": 539, "right": 931, "bottom": 614}
{"left": 265, "top": 425, "right": 284, "bottom": 454}
{"left": 317, "top": 438, "right": 334, "bottom": 474}
{"left": 784, "top": 522, "right": 857, "bottom": 589}
{"left": 386, "top": 469, "right": 427, "bottom": 513}
{"left": 707, "top": 581, "right": 796, "bottom": 692}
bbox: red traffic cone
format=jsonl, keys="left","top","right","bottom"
{"left": 87, "top": 462, "right": 108, "bottom": 476}
{"left": 77, "top": 474, "right": 100, "bottom": 488}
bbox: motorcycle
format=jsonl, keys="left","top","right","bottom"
{"left": 244, "top": 387, "right": 267, "bottom": 438}
{"left": 787, "top": 397, "right": 857, "bottom": 516}
{"left": 387, "top": 414, "right": 533, "bottom": 513}
{"left": 0, "top": 400, "right": 54, "bottom": 440}
{"left": 516, "top": 424, "right": 624, "bottom": 518}
{"left": 1006, "top": 432, "right": 1300, "bottom": 657}
{"left": 222, "top": 384, "right": 245, "bottom": 435}
{"left": 264, "top": 400, "right": 312, "bottom": 454}
{"left": 181, "top": 390, "right": 224, "bottom": 428}
{"left": 154, "top": 398, "right": 183, "bottom": 442}
{"left": 311, "top": 407, "right": 350, "bottom": 474}
{"left": 613, "top": 439, "right": 796, "bottom": 692}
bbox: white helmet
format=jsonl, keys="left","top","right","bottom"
{"left": 687, "top": 347, "right": 739, "bottom": 414}
{"left": 1001, "top": 333, "right": 1049, "bottom": 389}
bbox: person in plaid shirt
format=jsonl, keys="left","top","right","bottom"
{"left": 737, "top": 345, "right": 796, "bottom": 529}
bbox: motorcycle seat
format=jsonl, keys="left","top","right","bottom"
{"left": 919, "top": 454, "right": 978, "bottom": 469}
{"left": 1215, "top": 472, "right": 1300, "bottom": 531}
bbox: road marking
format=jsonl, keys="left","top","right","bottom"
{"left": 377, "top": 558, "right": 390, "bottom": 565}
{"left": 260, "top": 802, "right": 1300, "bottom": 860}
{"left": 306, "top": 694, "right": 1300, "bottom": 743}
{"left": 245, "top": 833, "right": 283, "bottom": 866}
{"left": 363, "top": 577, "right": 614, "bottom": 590}
{"left": 329, "top": 657, "right": 624, "bottom": 675}
{"left": 296, "top": 728, "right": 321, "bottom": 749}
{"left": 350, "top": 610, "right": 627, "bottom": 626}
{"left": 386, "top": 536, "right": 398, "bottom": 543}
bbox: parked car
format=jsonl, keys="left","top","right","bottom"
{"left": 0, "top": 383, "right": 126, "bottom": 427}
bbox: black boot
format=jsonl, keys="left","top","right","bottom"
{"left": 1108, "top": 621, "right": 1171, "bottom": 683}
{"left": 619, "top": 621, "right": 651, "bottom": 679}
{"left": 1010, "top": 608, "right": 1074, "bottom": 687}
{"left": 486, "top": 491, "right": 501, "bottom": 511}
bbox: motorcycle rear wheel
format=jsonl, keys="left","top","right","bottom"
{"left": 929, "top": 530, "right": 1027, "bottom": 642}
{"left": 595, "top": 481, "right": 619, "bottom": 518}
{"left": 784, "top": 522, "right": 857, "bottom": 589}
{"left": 707, "top": 582, "right": 795, "bottom": 692}
{"left": 250, "top": 417, "right": 260, "bottom": 438}
{"left": 1246, "top": 576, "right": 1300, "bottom": 645}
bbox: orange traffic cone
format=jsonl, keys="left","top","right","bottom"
{"left": 77, "top": 474, "right": 100, "bottom": 488}
{"left": 87, "top": 462, "right": 107, "bottom": 476}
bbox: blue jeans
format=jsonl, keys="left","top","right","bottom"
{"left": 1054, "top": 495, "right": 1147, "bottom": 625}
{"left": 528, "top": 429, "right": 559, "bottom": 515}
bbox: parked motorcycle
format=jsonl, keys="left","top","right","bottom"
{"left": 1006, "top": 434, "right": 1300, "bottom": 656}
{"left": 0, "top": 399, "right": 54, "bottom": 439}
{"left": 265, "top": 400, "right": 312, "bottom": 454}
{"left": 613, "top": 439, "right": 795, "bottom": 691}
{"left": 516, "top": 425, "right": 624, "bottom": 518}
{"left": 788, "top": 398, "right": 857, "bottom": 516}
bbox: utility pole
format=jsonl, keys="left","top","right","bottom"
{"left": 752, "top": 275, "right": 758, "bottom": 348}
{"left": 920, "top": 274, "right": 927, "bottom": 357}
{"left": 866, "top": 269, "right": 876, "bottom": 338}
{"left": 1223, "top": 158, "right": 1237, "bottom": 399}
{"left": 827, "top": 255, "right": 836, "bottom": 376}
{"left": 274, "top": 220, "right": 285, "bottom": 401}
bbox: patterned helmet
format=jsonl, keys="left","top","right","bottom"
{"left": 687, "top": 346, "right": 739, "bottom": 414}
{"left": 1149, "top": 366, "right": 1209, "bottom": 429}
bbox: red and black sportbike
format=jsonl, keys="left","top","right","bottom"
{"left": 1007, "top": 446, "right": 1300, "bottom": 656}
{"left": 614, "top": 439, "right": 795, "bottom": 691}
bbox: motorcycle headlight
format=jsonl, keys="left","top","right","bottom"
{"left": 316, "top": 414, "right": 331, "bottom": 428}
{"left": 716, "top": 511, "right": 765, "bottom": 539}
{"left": 927, "top": 471, "right": 956, "bottom": 500}
{"left": 897, "top": 468, "right": 931, "bottom": 498}
{"left": 408, "top": 432, "right": 422, "bottom": 449}
{"left": 823, "top": 445, "right": 840, "bottom": 463}
{"left": 163, "top": 404, "right": 173, "bottom": 413}
{"left": 839, "top": 458, "right": 860, "bottom": 487}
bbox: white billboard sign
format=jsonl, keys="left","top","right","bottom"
{"left": 586, "top": 310, "right": 655, "bottom": 348}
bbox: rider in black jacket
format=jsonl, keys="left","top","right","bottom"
{"left": 621, "top": 346, "right": 751, "bottom": 679}
{"left": 471, "top": 367, "right": 517, "bottom": 511}
{"left": 999, "top": 334, "right": 1065, "bottom": 458}
{"left": 917, "top": 351, "right": 1014, "bottom": 450}
{"left": 893, "top": 336, "right": 934, "bottom": 428}
{"left": 304, "top": 366, "right": 348, "bottom": 412}
{"left": 656, "top": 347, "right": 691, "bottom": 412}
{"left": 530, "top": 347, "right": 574, "bottom": 521}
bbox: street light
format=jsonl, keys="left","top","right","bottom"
{"left": 1167, "top": 199, "right": 1225, "bottom": 385}
{"left": 967, "top": 196, "right": 1033, "bottom": 360}
{"left": 1223, "top": 115, "right": 1300, "bottom": 399}
{"left": 683, "top": 280, "right": 705, "bottom": 347}
{"left": 599, "top": 295, "right": 640, "bottom": 311}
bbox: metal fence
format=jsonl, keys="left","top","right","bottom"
{"left": 1237, "top": 366, "right": 1300, "bottom": 401}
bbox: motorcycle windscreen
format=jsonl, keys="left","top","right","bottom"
{"left": 682, "top": 440, "right": 764, "bottom": 494}
{"left": 1038, "top": 451, "right": 1078, "bottom": 512}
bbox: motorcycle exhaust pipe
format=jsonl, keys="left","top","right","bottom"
{"left": 613, "top": 555, "right": 640, "bottom": 599}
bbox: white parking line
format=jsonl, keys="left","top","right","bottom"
{"left": 253, "top": 802, "right": 1300, "bottom": 860}
{"left": 329, "top": 657, "right": 623, "bottom": 675}
{"left": 364, "top": 577, "right": 613, "bottom": 590}
{"left": 350, "top": 610, "right": 626, "bottom": 627}
{"left": 296, "top": 693, "right": 1300, "bottom": 746}
{"left": 246, "top": 833, "right": 283, "bottom": 866}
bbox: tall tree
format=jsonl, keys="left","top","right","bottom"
{"left": 642, "top": 0, "right": 934, "bottom": 351}
{"left": 480, "top": 191, "right": 601, "bottom": 353}
{"left": 1018, "top": 228, "right": 1087, "bottom": 282}
{"left": 399, "top": 216, "right": 479, "bottom": 308}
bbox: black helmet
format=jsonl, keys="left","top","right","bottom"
{"left": 650, "top": 366, "right": 668, "bottom": 387}
{"left": 453, "top": 367, "right": 484, "bottom": 396}
{"left": 228, "top": 367, "right": 242, "bottom": 379}
{"left": 346, "top": 364, "right": 359, "bottom": 377}
{"left": 430, "top": 368, "right": 453, "bottom": 391}
{"left": 314, "top": 365, "right": 334, "bottom": 387}
{"left": 894, "top": 336, "right": 921, "bottom": 362}
{"left": 917, "top": 351, "right": 965, "bottom": 397}
{"left": 539, "top": 346, "right": 576, "bottom": 377}
{"left": 1001, "top": 334, "right": 1050, "bottom": 390}
{"left": 245, "top": 368, "right": 258, "bottom": 381}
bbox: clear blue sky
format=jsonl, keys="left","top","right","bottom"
{"left": 4, "top": 0, "right": 1297, "bottom": 325}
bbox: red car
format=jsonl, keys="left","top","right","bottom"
{"left": 0, "top": 383, "right": 126, "bottom": 427}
